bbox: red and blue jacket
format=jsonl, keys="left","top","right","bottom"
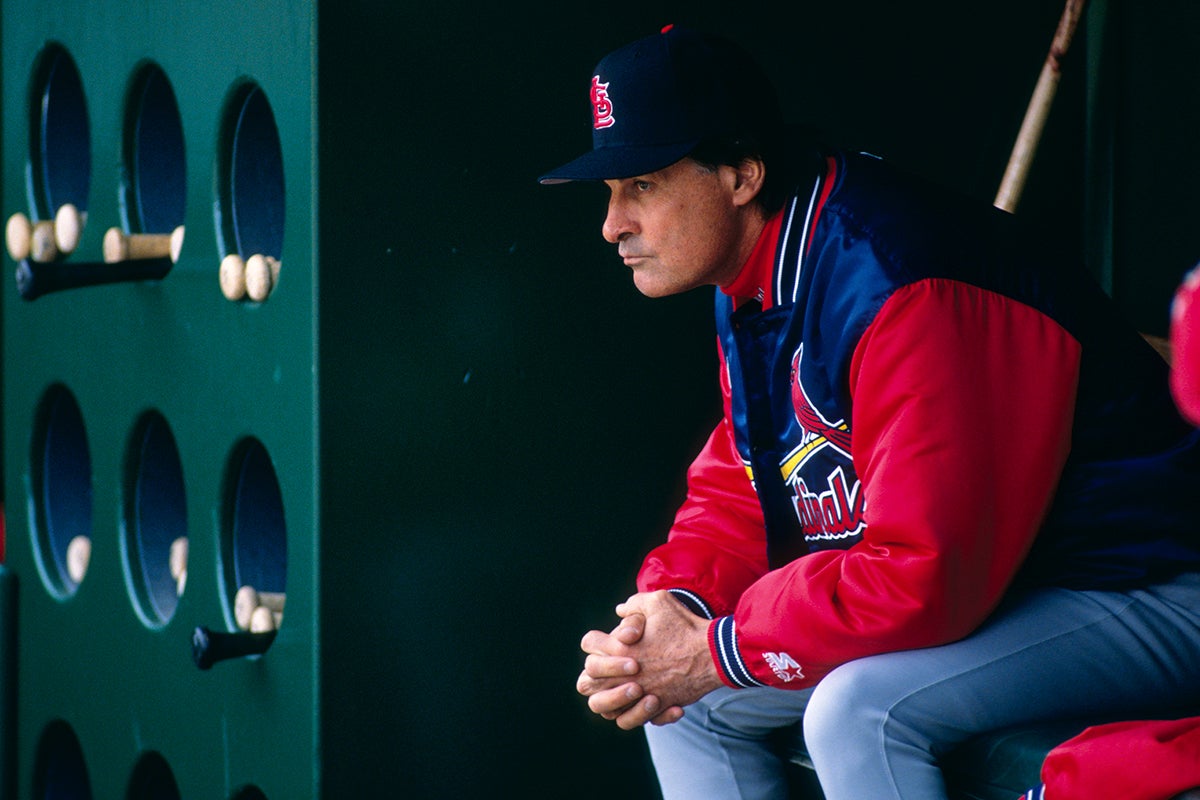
{"left": 637, "top": 150, "right": 1200, "bottom": 690}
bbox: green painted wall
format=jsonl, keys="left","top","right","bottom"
{"left": 2, "top": 2, "right": 318, "bottom": 798}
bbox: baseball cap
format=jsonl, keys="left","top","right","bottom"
{"left": 538, "top": 25, "right": 782, "bottom": 184}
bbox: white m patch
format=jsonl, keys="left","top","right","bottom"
{"left": 763, "top": 651, "right": 805, "bottom": 683}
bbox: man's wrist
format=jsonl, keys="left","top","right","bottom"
{"left": 668, "top": 588, "right": 713, "bottom": 619}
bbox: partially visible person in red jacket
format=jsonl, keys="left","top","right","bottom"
{"left": 1019, "top": 265, "right": 1200, "bottom": 800}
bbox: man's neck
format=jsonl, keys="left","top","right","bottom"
{"left": 720, "top": 207, "right": 784, "bottom": 309}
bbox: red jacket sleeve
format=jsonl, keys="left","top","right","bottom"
{"left": 1170, "top": 264, "right": 1200, "bottom": 424}
{"left": 636, "top": 337, "right": 769, "bottom": 619}
{"left": 714, "top": 278, "right": 1081, "bottom": 689}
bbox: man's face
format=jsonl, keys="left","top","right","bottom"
{"left": 602, "top": 158, "right": 761, "bottom": 298}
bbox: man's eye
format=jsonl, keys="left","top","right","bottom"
{"left": 634, "top": 180, "right": 652, "bottom": 192}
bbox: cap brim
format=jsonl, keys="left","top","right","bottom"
{"left": 538, "top": 140, "right": 699, "bottom": 184}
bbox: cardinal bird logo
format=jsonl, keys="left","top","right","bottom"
{"left": 783, "top": 346, "right": 851, "bottom": 480}
{"left": 782, "top": 346, "right": 865, "bottom": 543}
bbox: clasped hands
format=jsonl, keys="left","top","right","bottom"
{"left": 576, "top": 589, "right": 723, "bottom": 730}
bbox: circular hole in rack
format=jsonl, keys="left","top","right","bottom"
{"left": 32, "top": 719, "right": 93, "bottom": 800}
{"left": 30, "top": 385, "right": 93, "bottom": 598}
{"left": 120, "top": 62, "right": 186, "bottom": 235}
{"left": 125, "top": 751, "right": 180, "bottom": 800}
{"left": 230, "top": 786, "right": 268, "bottom": 800}
{"left": 28, "top": 43, "right": 91, "bottom": 220}
{"left": 221, "top": 438, "right": 287, "bottom": 635}
{"left": 216, "top": 82, "right": 284, "bottom": 261}
{"left": 122, "top": 411, "right": 187, "bottom": 628}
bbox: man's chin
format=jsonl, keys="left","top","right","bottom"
{"left": 631, "top": 272, "right": 686, "bottom": 299}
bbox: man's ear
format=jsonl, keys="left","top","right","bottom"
{"left": 731, "top": 157, "right": 766, "bottom": 207}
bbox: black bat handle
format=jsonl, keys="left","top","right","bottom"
{"left": 15, "top": 256, "right": 174, "bottom": 300}
{"left": 192, "top": 626, "right": 277, "bottom": 670}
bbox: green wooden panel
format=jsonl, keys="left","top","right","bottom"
{"left": 3, "top": 2, "right": 317, "bottom": 798}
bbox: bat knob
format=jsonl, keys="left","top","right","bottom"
{"left": 15, "top": 260, "right": 37, "bottom": 299}
{"left": 192, "top": 626, "right": 215, "bottom": 670}
{"left": 192, "top": 625, "right": 276, "bottom": 670}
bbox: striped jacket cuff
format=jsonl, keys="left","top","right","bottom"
{"left": 709, "top": 616, "right": 768, "bottom": 689}
{"left": 668, "top": 588, "right": 713, "bottom": 619}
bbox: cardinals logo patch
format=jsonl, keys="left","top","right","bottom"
{"left": 590, "top": 76, "right": 615, "bottom": 129}
{"left": 782, "top": 346, "right": 866, "bottom": 544}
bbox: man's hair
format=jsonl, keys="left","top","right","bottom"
{"left": 686, "top": 35, "right": 822, "bottom": 215}
{"left": 688, "top": 133, "right": 823, "bottom": 216}
{"left": 688, "top": 137, "right": 784, "bottom": 214}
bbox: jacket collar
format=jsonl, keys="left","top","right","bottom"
{"left": 720, "top": 155, "right": 838, "bottom": 310}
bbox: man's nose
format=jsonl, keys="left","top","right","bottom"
{"left": 603, "top": 199, "right": 635, "bottom": 243}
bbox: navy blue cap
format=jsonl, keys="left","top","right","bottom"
{"left": 539, "top": 25, "right": 778, "bottom": 184}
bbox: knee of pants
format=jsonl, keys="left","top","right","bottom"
{"left": 802, "top": 658, "right": 898, "bottom": 762}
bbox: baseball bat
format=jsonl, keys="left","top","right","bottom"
{"left": 247, "top": 254, "right": 281, "bottom": 300}
{"left": 991, "top": 2, "right": 1170, "bottom": 361}
{"left": 103, "top": 226, "right": 184, "bottom": 264}
{"left": 6, "top": 208, "right": 84, "bottom": 262}
{"left": 234, "top": 585, "right": 286, "bottom": 630}
{"left": 249, "top": 605, "right": 280, "bottom": 633}
{"left": 30, "top": 221, "right": 58, "bottom": 263}
{"left": 192, "top": 625, "right": 277, "bottom": 670}
{"left": 66, "top": 535, "right": 91, "bottom": 584}
{"left": 15, "top": 255, "right": 173, "bottom": 300}
{"left": 54, "top": 204, "right": 83, "bottom": 255}
{"left": 219, "top": 254, "right": 247, "bottom": 300}
{"left": 169, "top": 537, "right": 188, "bottom": 582}
{"left": 994, "top": 0, "right": 1088, "bottom": 212}
{"left": 5, "top": 213, "right": 31, "bottom": 261}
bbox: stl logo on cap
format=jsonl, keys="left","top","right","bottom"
{"left": 590, "top": 75, "right": 615, "bottom": 130}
